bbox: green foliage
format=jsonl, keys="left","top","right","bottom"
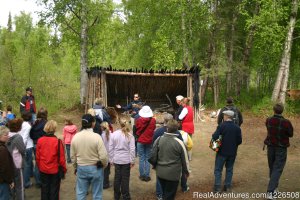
{"left": 0, "top": 0, "right": 300, "bottom": 115}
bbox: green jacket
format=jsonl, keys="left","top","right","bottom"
{"left": 155, "top": 132, "right": 189, "bottom": 181}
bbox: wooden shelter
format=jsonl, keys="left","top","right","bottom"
{"left": 86, "top": 66, "right": 203, "bottom": 121}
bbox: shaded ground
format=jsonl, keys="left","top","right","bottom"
{"left": 25, "top": 109, "right": 300, "bottom": 200}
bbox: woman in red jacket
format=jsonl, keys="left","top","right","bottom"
{"left": 135, "top": 106, "right": 156, "bottom": 182}
{"left": 178, "top": 98, "right": 194, "bottom": 161}
{"left": 36, "top": 120, "right": 67, "bottom": 200}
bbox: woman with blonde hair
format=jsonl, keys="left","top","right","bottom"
{"left": 100, "top": 122, "right": 112, "bottom": 189}
{"left": 109, "top": 117, "right": 135, "bottom": 200}
{"left": 36, "top": 120, "right": 67, "bottom": 200}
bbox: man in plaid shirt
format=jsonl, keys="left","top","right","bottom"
{"left": 264, "top": 103, "right": 293, "bottom": 199}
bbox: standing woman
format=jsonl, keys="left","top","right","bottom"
{"left": 7, "top": 118, "right": 26, "bottom": 200}
{"left": 178, "top": 98, "right": 194, "bottom": 161}
{"left": 135, "top": 106, "right": 156, "bottom": 182}
{"left": 19, "top": 111, "right": 34, "bottom": 188}
{"left": 100, "top": 122, "right": 112, "bottom": 189}
{"left": 109, "top": 117, "right": 135, "bottom": 200}
{"left": 0, "top": 126, "right": 15, "bottom": 199}
{"left": 36, "top": 120, "right": 67, "bottom": 200}
{"left": 30, "top": 107, "right": 48, "bottom": 188}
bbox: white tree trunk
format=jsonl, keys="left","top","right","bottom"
{"left": 272, "top": 0, "right": 298, "bottom": 103}
{"left": 80, "top": 8, "right": 89, "bottom": 104}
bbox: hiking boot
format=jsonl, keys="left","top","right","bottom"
{"left": 223, "top": 185, "right": 232, "bottom": 192}
{"left": 183, "top": 186, "right": 190, "bottom": 193}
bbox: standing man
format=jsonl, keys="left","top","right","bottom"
{"left": 116, "top": 93, "right": 142, "bottom": 128}
{"left": 217, "top": 97, "right": 243, "bottom": 127}
{"left": 71, "top": 114, "right": 108, "bottom": 200}
{"left": 174, "top": 95, "right": 184, "bottom": 121}
{"left": 264, "top": 103, "right": 293, "bottom": 199}
{"left": 213, "top": 110, "right": 242, "bottom": 193}
{"left": 20, "top": 87, "right": 36, "bottom": 123}
{"left": 155, "top": 119, "right": 189, "bottom": 200}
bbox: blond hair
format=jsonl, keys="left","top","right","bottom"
{"left": 94, "top": 98, "right": 103, "bottom": 105}
{"left": 183, "top": 97, "right": 191, "bottom": 106}
{"left": 0, "top": 126, "right": 9, "bottom": 137}
{"left": 44, "top": 120, "right": 57, "bottom": 134}
{"left": 100, "top": 121, "right": 110, "bottom": 141}
{"left": 119, "top": 117, "right": 131, "bottom": 138}
{"left": 87, "top": 108, "right": 96, "bottom": 116}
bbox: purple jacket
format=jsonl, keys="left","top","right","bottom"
{"left": 109, "top": 129, "right": 135, "bottom": 165}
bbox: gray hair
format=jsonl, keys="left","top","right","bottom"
{"left": 0, "top": 126, "right": 9, "bottom": 137}
{"left": 164, "top": 113, "right": 174, "bottom": 125}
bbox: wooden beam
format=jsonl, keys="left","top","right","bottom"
{"left": 105, "top": 71, "right": 190, "bottom": 77}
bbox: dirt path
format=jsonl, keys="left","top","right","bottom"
{"left": 25, "top": 111, "right": 300, "bottom": 200}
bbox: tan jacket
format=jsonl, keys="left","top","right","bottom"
{"left": 71, "top": 128, "right": 108, "bottom": 168}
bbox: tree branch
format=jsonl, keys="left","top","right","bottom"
{"left": 66, "top": 3, "right": 83, "bottom": 22}
{"left": 63, "top": 19, "right": 80, "bottom": 36}
{"left": 89, "top": 16, "right": 99, "bottom": 28}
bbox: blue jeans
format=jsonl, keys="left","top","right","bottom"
{"left": 65, "top": 144, "right": 71, "bottom": 163}
{"left": 137, "top": 142, "right": 151, "bottom": 177}
{"left": 267, "top": 146, "right": 287, "bottom": 193}
{"left": 156, "top": 176, "right": 163, "bottom": 198}
{"left": 76, "top": 165, "right": 104, "bottom": 200}
{"left": 24, "top": 147, "right": 33, "bottom": 187}
{"left": 31, "top": 113, "right": 37, "bottom": 124}
{"left": 0, "top": 183, "right": 10, "bottom": 200}
{"left": 214, "top": 154, "right": 236, "bottom": 191}
{"left": 33, "top": 144, "right": 41, "bottom": 186}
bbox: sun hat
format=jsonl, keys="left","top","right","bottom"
{"left": 138, "top": 106, "right": 153, "bottom": 118}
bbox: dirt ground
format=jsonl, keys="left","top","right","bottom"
{"left": 25, "top": 109, "right": 300, "bottom": 200}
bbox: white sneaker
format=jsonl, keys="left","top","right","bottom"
{"left": 266, "top": 192, "right": 273, "bottom": 200}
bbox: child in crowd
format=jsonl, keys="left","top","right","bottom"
{"left": 6, "top": 105, "right": 16, "bottom": 121}
{"left": 63, "top": 118, "right": 77, "bottom": 164}
{"left": 100, "top": 122, "right": 112, "bottom": 189}
{"left": 109, "top": 117, "right": 135, "bottom": 200}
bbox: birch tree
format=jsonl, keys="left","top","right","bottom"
{"left": 272, "top": 0, "right": 299, "bottom": 104}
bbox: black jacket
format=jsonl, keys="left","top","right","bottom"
{"left": 212, "top": 121, "right": 242, "bottom": 156}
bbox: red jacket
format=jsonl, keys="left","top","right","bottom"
{"left": 36, "top": 135, "right": 67, "bottom": 174}
{"left": 136, "top": 117, "right": 156, "bottom": 144}
{"left": 182, "top": 106, "right": 194, "bottom": 134}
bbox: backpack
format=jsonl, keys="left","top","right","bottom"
{"left": 225, "top": 106, "right": 239, "bottom": 125}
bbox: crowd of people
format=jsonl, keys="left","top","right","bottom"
{"left": 0, "top": 88, "right": 294, "bottom": 200}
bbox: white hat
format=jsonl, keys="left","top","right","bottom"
{"left": 176, "top": 95, "right": 184, "bottom": 101}
{"left": 139, "top": 106, "right": 153, "bottom": 118}
{"left": 222, "top": 110, "right": 234, "bottom": 117}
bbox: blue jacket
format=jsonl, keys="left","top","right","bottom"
{"left": 212, "top": 121, "right": 242, "bottom": 156}
{"left": 122, "top": 100, "right": 142, "bottom": 118}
